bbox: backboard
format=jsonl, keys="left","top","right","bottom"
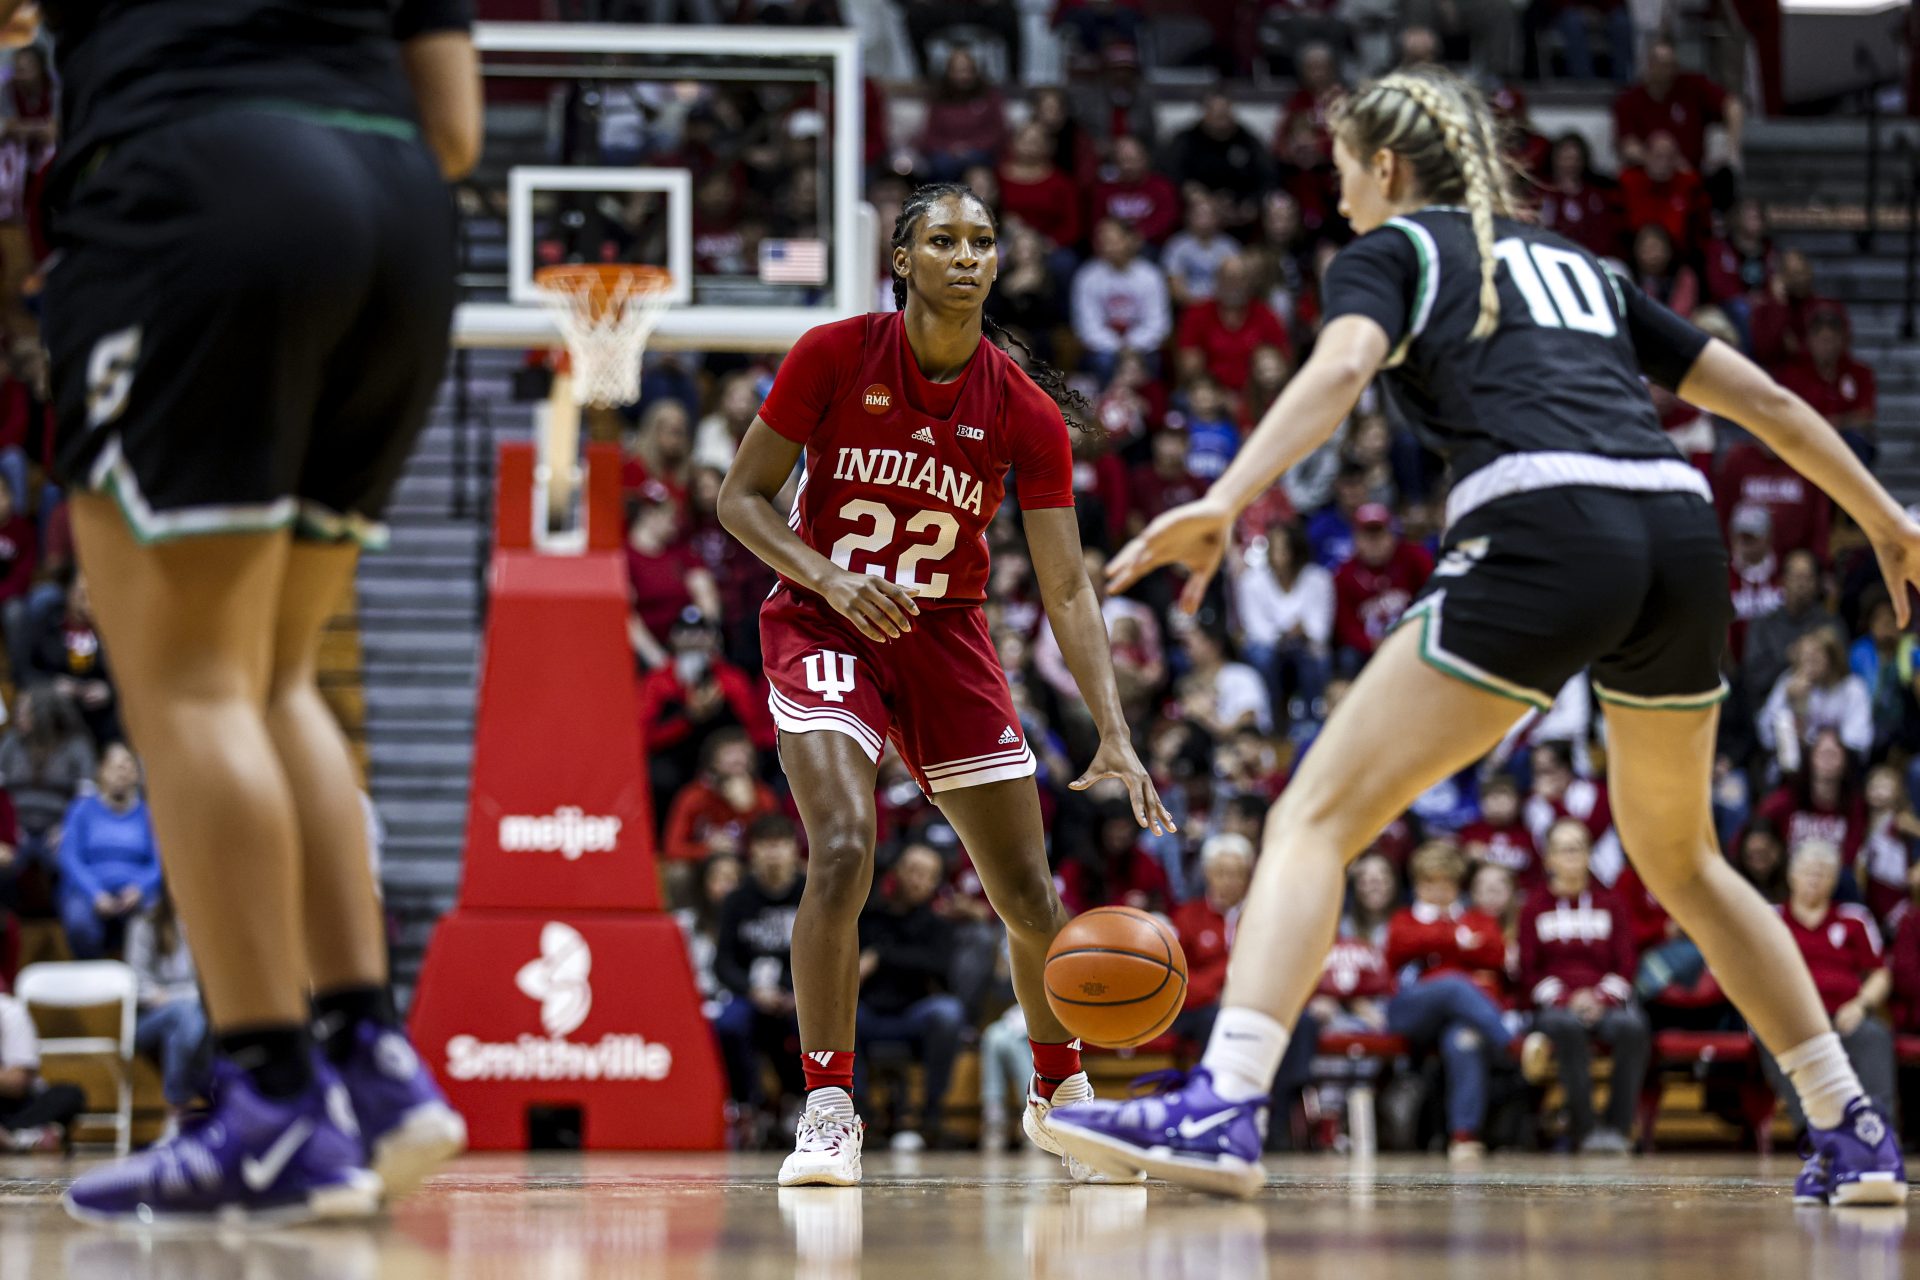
{"left": 453, "top": 22, "right": 876, "bottom": 354}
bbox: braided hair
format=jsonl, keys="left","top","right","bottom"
{"left": 1330, "top": 68, "right": 1517, "bottom": 340}
{"left": 890, "top": 182, "right": 1094, "bottom": 433}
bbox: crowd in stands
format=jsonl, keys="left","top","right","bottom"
{"left": 595, "top": 26, "right": 1914, "bottom": 1155}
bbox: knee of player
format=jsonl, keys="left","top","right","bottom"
{"left": 996, "top": 877, "right": 1066, "bottom": 940}
{"left": 804, "top": 829, "right": 874, "bottom": 899}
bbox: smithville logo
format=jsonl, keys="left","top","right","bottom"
{"left": 862, "top": 383, "right": 893, "bottom": 414}
{"left": 443, "top": 922, "right": 674, "bottom": 1083}
{"left": 498, "top": 807, "right": 622, "bottom": 861}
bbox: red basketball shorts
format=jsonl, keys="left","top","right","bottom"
{"left": 760, "top": 586, "right": 1035, "bottom": 794}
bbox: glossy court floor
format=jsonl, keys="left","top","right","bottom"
{"left": 0, "top": 1151, "right": 1915, "bottom": 1279}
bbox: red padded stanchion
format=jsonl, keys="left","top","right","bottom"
{"left": 409, "top": 443, "right": 725, "bottom": 1149}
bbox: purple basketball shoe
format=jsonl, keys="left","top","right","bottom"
{"left": 64, "top": 1058, "right": 381, "bottom": 1229}
{"left": 332, "top": 1020, "right": 467, "bottom": 1199}
{"left": 1044, "top": 1069, "right": 1268, "bottom": 1198}
{"left": 1798, "top": 1099, "right": 1907, "bottom": 1207}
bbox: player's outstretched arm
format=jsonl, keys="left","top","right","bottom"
{"left": 1107, "top": 315, "right": 1388, "bottom": 609}
{"left": 1024, "top": 507, "right": 1176, "bottom": 835}
{"left": 717, "top": 418, "right": 921, "bottom": 644}
{"left": 1678, "top": 341, "right": 1920, "bottom": 624}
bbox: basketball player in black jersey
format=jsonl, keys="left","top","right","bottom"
{"left": 9, "top": 0, "right": 479, "bottom": 1227}
{"left": 1050, "top": 67, "right": 1917, "bottom": 1205}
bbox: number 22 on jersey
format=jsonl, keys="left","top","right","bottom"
{"left": 1492, "top": 238, "right": 1617, "bottom": 337}
{"left": 829, "top": 499, "right": 961, "bottom": 597}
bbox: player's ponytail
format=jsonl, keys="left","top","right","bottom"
{"left": 1331, "top": 68, "right": 1516, "bottom": 341}
{"left": 890, "top": 181, "right": 1095, "bottom": 434}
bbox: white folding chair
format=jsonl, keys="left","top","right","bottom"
{"left": 15, "top": 961, "right": 138, "bottom": 1156}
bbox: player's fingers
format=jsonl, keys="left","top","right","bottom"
{"left": 845, "top": 608, "right": 890, "bottom": 644}
{"left": 863, "top": 588, "right": 911, "bottom": 636}
{"left": 1125, "top": 777, "right": 1152, "bottom": 832}
{"left": 1177, "top": 566, "right": 1215, "bottom": 615}
{"left": 877, "top": 578, "right": 922, "bottom": 615}
{"left": 1144, "top": 781, "right": 1178, "bottom": 834}
{"left": 855, "top": 598, "right": 902, "bottom": 640}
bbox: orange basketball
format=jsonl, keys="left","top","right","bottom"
{"left": 1043, "top": 907, "right": 1189, "bottom": 1048}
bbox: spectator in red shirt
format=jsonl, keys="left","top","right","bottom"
{"left": 1174, "top": 255, "right": 1293, "bottom": 393}
{"left": 1518, "top": 819, "right": 1648, "bottom": 1152}
{"left": 626, "top": 487, "right": 719, "bottom": 671}
{"left": 1171, "top": 832, "right": 1251, "bottom": 1040}
{"left": 1057, "top": 799, "right": 1171, "bottom": 915}
{"left": 1725, "top": 504, "right": 1782, "bottom": 664}
{"left": 913, "top": 49, "right": 1009, "bottom": 182}
{"left": 639, "top": 609, "right": 777, "bottom": 819}
{"left": 1630, "top": 223, "right": 1698, "bottom": 318}
{"left": 1749, "top": 250, "right": 1843, "bottom": 373}
{"left": 1384, "top": 841, "right": 1529, "bottom": 1157}
{"left": 1273, "top": 43, "right": 1344, "bottom": 157}
{"left": 1332, "top": 504, "right": 1433, "bottom": 674}
{"left": 1460, "top": 774, "right": 1540, "bottom": 887}
{"left": 1703, "top": 196, "right": 1774, "bottom": 309}
{"left": 660, "top": 728, "right": 780, "bottom": 899}
{"left": 1090, "top": 134, "right": 1181, "bottom": 247}
{"left": 1754, "top": 729, "right": 1867, "bottom": 867}
{"left": 1536, "top": 134, "right": 1621, "bottom": 261}
{"left": 999, "top": 121, "right": 1083, "bottom": 258}
{"left": 1762, "top": 839, "right": 1895, "bottom": 1127}
{"left": 1126, "top": 426, "right": 1204, "bottom": 537}
{"left": 1779, "top": 308, "right": 1878, "bottom": 464}
{"left": 621, "top": 400, "right": 693, "bottom": 513}
{"left": 1887, "top": 884, "right": 1920, "bottom": 1034}
{"left": 1856, "top": 765, "right": 1919, "bottom": 929}
{"left": 1612, "top": 38, "right": 1743, "bottom": 174}
{"left": 1618, "top": 133, "right": 1711, "bottom": 259}
{"left": 1715, "top": 434, "right": 1833, "bottom": 563}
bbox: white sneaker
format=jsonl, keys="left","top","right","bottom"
{"left": 1024, "top": 1072, "right": 1146, "bottom": 1184}
{"left": 778, "top": 1106, "right": 866, "bottom": 1187}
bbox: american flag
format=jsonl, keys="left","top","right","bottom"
{"left": 760, "top": 238, "right": 828, "bottom": 285}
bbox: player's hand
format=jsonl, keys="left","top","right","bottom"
{"left": 1106, "top": 496, "right": 1234, "bottom": 614}
{"left": 820, "top": 569, "right": 919, "bottom": 642}
{"left": 1834, "top": 1000, "right": 1867, "bottom": 1036}
{"left": 1868, "top": 512, "right": 1920, "bottom": 629}
{"left": 1070, "top": 736, "right": 1177, "bottom": 836}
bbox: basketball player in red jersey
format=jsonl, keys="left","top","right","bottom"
{"left": 718, "top": 183, "right": 1175, "bottom": 1186}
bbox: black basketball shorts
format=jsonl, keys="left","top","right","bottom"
{"left": 44, "top": 106, "right": 456, "bottom": 547}
{"left": 1394, "top": 483, "right": 1733, "bottom": 712}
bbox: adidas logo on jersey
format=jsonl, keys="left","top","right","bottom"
{"left": 998, "top": 725, "right": 1019, "bottom": 745}
{"left": 912, "top": 426, "right": 936, "bottom": 444}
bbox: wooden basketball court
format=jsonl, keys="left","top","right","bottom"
{"left": 1, "top": 1151, "right": 1913, "bottom": 1278}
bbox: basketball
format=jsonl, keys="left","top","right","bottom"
{"left": 1043, "top": 907, "right": 1189, "bottom": 1048}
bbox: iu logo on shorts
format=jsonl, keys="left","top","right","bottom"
{"left": 802, "top": 651, "right": 857, "bottom": 704}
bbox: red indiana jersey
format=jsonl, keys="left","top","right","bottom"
{"left": 1778, "top": 902, "right": 1884, "bottom": 1014}
{"left": 1459, "top": 818, "right": 1540, "bottom": 886}
{"left": 1333, "top": 543, "right": 1433, "bottom": 656}
{"left": 1515, "top": 886, "right": 1637, "bottom": 1009}
{"left": 758, "top": 312, "right": 1075, "bottom": 605}
{"left": 1317, "top": 936, "right": 1395, "bottom": 1001}
{"left": 1385, "top": 903, "right": 1509, "bottom": 1005}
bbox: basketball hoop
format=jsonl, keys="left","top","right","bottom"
{"left": 533, "top": 264, "right": 674, "bottom": 410}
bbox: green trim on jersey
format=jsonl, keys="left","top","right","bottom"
{"left": 237, "top": 101, "right": 419, "bottom": 141}
{"left": 1382, "top": 217, "right": 1441, "bottom": 366}
{"left": 1591, "top": 679, "right": 1730, "bottom": 711}
{"left": 1389, "top": 594, "right": 1555, "bottom": 711}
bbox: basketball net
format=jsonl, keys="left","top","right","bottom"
{"left": 533, "top": 263, "right": 674, "bottom": 410}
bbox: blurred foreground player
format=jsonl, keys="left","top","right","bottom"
{"left": 1050, "top": 68, "right": 1911, "bottom": 1206}
{"left": 718, "top": 183, "right": 1175, "bottom": 1186}
{"left": 23, "top": 0, "right": 481, "bottom": 1227}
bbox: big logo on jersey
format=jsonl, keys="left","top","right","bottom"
{"left": 831, "top": 447, "right": 984, "bottom": 515}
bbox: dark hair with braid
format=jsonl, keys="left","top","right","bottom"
{"left": 890, "top": 182, "right": 1095, "bottom": 434}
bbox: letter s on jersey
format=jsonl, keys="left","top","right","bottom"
{"left": 86, "top": 326, "right": 142, "bottom": 430}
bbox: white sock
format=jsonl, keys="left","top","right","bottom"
{"left": 806, "top": 1087, "right": 856, "bottom": 1121}
{"left": 1776, "top": 1031, "right": 1862, "bottom": 1130}
{"left": 1200, "top": 1008, "right": 1289, "bottom": 1103}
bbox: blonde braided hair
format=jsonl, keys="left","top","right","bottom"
{"left": 1330, "top": 68, "right": 1516, "bottom": 340}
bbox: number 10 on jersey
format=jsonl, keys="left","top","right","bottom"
{"left": 829, "top": 498, "right": 960, "bottom": 598}
{"left": 1492, "top": 238, "right": 1618, "bottom": 337}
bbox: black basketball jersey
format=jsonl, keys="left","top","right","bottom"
{"left": 43, "top": 0, "right": 470, "bottom": 209}
{"left": 1322, "top": 207, "right": 1712, "bottom": 483}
